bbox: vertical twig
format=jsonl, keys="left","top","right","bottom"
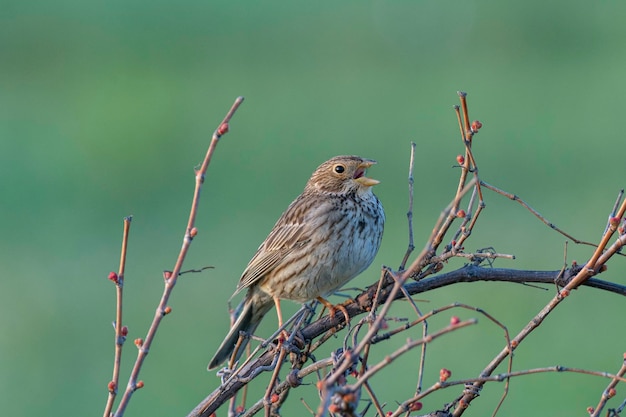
{"left": 112, "top": 97, "right": 245, "bottom": 417}
{"left": 264, "top": 348, "right": 288, "bottom": 417}
{"left": 399, "top": 142, "right": 417, "bottom": 271}
{"left": 103, "top": 216, "right": 132, "bottom": 417}
{"left": 458, "top": 91, "right": 472, "bottom": 140}
{"left": 604, "top": 189, "right": 624, "bottom": 235}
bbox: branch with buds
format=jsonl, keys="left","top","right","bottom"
{"left": 101, "top": 93, "right": 626, "bottom": 417}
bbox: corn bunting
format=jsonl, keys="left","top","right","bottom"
{"left": 208, "top": 155, "right": 384, "bottom": 370}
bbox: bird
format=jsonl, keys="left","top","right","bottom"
{"left": 208, "top": 155, "right": 385, "bottom": 370}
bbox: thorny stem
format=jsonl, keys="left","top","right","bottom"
{"left": 112, "top": 97, "right": 244, "bottom": 417}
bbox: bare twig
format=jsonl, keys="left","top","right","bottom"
{"left": 591, "top": 354, "right": 626, "bottom": 417}
{"left": 103, "top": 216, "right": 132, "bottom": 417}
{"left": 112, "top": 97, "right": 244, "bottom": 417}
{"left": 393, "top": 365, "right": 626, "bottom": 417}
{"left": 480, "top": 180, "right": 597, "bottom": 248}
{"left": 239, "top": 358, "right": 335, "bottom": 417}
{"left": 604, "top": 190, "right": 624, "bottom": 235}
{"left": 350, "top": 319, "right": 477, "bottom": 391}
{"left": 453, "top": 197, "right": 626, "bottom": 416}
{"left": 399, "top": 142, "right": 417, "bottom": 271}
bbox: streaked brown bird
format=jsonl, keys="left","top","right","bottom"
{"left": 208, "top": 155, "right": 385, "bottom": 370}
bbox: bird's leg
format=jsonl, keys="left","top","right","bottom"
{"left": 273, "top": 296, "right": 284, "bottom": 328}
{"left": 317, "top": 296, "right": 350, "bottom": 324}
{"left": 273, "top": 296, "right": 290, "bottom": 341}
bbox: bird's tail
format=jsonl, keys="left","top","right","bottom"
{"left": 208, "top": 290, "right": 272, "bottom": 370}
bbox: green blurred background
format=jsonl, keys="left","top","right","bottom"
{"left": 2, "top": 1, "right": 626, "bottom": 416}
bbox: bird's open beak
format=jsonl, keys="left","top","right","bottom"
{"left": 353, "top": 160, "right": 380, "bottom": 187}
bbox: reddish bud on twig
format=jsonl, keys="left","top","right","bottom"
{"left": 163, "top": 270, "right": 172, "bottom": 280}
{"left": 456, "top": 154, "right": 465, "bottom": 165}
{"left": 108, "top": 380, "right": 117, "bottom": 393}
{"left": 623, "top": 352, "right": 626, "bottom": 360}
{"left": 408, "top": 401, "right": 423, "bottom": 411}
{"left": 270, "top": 393, "right": 280, "bottom": 403}
{"left": 164, "top": 306, "right": 172, "bottom": 315}
{"left": 571, "top": 260, "right": 578, "bottom": 267}
{"left": 217, "top": 123, "right": 229, "bottom": 136}
{"left": 560, "top": 289, "right": 570, "bottom": 297}
{"left": 450, "top": 316, "right": 460, "bottom": 325}
{"left": 134, "top": 338, "right": 143, "bottom": 348}
{"left": 586, "top": 406, "right": 594, "bottom": 414}
{"left": 439, "top": 368, "right": 451, "bottom": 382}
{"left": 235, "top": 406, "right": 245, "bottom": 414}
{"left": 619, "top": 226, "right": 625, "bottom": 235}
{"left": 457, "top": 209, "right": 466, "bottom": 218}
{"left": 135, "top": 380, "right": 144, "bottom": 389}
{"left": 386, "top": 412, "right": 393, "bottom": 417}
{"left": 121, "top": 326, "right": 128, "bottom": 336}
{"left": 599, "top": 264, "right": 608, "bottom": 272}
{"left": 471, "top": 120, "right": 482, "bottom": 131}
{"left": 108, "top": 272, "right": 119, "bottom": 283}
{"left": 511, "top": 340, "right": 518, "bottom": 348}
{"left": 607, "top": 388, "right": 616, "bottom": 398}
{"left": 343, "top": 392, "right": 358, "bottom": 403}
{"left": 189, "top": 227, "right": 198, "bottom": 238}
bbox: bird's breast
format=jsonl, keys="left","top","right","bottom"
{"left": 260, "top": 192, "right": 384, "bottom": 302}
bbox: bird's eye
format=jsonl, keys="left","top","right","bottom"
{"left": 334, "top": 164, "right": 345, "bottom": 174}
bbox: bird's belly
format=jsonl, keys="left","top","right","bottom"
{"left": 259, "top": 236, "right": 377, "bottom": 303}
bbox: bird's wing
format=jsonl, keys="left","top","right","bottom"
{"left": 235, "top": 221, "right": 310, "bottom": 292}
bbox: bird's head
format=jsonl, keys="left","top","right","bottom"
{"left": 306, "top": 155, "right": 380, "bottom": 195}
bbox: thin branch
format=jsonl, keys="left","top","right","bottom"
{"left": 393, "top": 365, "right": 626, "bottom": 417}
{"left": 399, "top": 142, "right": 417, "bottom": 271}
{"left": 453, "top": 197, "right": 626, "bottom": 416}
{"left": 480, "top": 180, "right": 597, "bottom": 248}
{"left": 239, "top": 358, "right": 335, "bottom": 417}
{"left": 604, "top": 189, "right": 624, "bottom": 235}
{"left": 350, "top": 319, "right": 477, "bottom": 391}
{"left": 363, "top": 380, "right": 385, "bottom": 417}
{"left": 103, "top": 216, "right": 132, "bottom": 417}
{"left": 591, "top": 354, "right": 626, "bottom": 417}
{"left": 113, "top": 97, "right": 244, "bottom": 417}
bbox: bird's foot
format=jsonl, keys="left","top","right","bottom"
{"left": 317, "top": 296, "right": 351, "bottom": 325}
